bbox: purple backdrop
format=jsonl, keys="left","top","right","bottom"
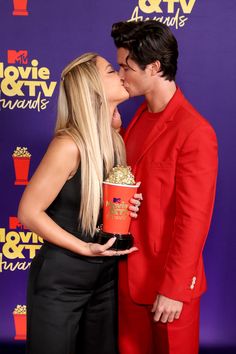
{"left": 1, "top": 0, "right": 236, "bottom": 348}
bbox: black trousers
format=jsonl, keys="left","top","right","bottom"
{"left": 26, "top": 243, "right": 118, "bottom": 354}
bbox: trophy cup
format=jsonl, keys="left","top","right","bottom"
{"left": 94, "top": 166, "right": 139, "bottom": 251}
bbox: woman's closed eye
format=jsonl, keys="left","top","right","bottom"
{"left": 106, "top": 64, "right": 118, "bottom": 74}
{"left": 108, "top": 66, "right": 117, "bottom": 74}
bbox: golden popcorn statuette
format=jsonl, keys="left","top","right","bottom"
{"left": 94, "top": 166, "right": 139, "bottom": 250}
{"left": 105, "top": 166, "right": 136, "bottom": 185}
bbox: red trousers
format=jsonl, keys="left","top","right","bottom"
{"left": 118, "top": 260, "right": 200, "bottom": 354}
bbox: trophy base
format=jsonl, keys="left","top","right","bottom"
{"left": 94, "top": 230, "right": 134, "bottom": 251}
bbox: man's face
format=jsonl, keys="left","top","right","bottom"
{"left": 116, "top": 47, "right": 152, "bottom": 97}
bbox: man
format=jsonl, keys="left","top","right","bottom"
{"left": 111, "top": 20, "right": 218, "bottom": 354}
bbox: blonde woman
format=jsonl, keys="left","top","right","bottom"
{"left": 18, "top": 53, "right": 141, "bottom": 354}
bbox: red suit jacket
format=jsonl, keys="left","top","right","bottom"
{"left": 123, "top": 88, "right": 218, "bottom": 304}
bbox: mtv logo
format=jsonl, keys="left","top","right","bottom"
{"left": 9, "top": 216, "right": 26, "bottom": 230}
{"left": 113, "top": 197, "right": 121, "bottom": 203}
{"left": 8, "top": 50, "right": 28, "bottom": 64}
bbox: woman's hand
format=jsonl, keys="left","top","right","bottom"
{"left": 129, "top": 182, "right": 143, "bottom": 218}
{"left": 87, "top": 237, "right": 138, "bottom": 257}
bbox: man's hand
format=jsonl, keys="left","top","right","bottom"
{"left": 151, "top": 294, "right": 183, "bottom": 323}
{"left": 128, "top": 182, "right": 142, "bottom": 218}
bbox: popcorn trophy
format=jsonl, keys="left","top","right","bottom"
{"left": 94, "top": 166, "right": 139, "bottom": 250}
{"left": 12, "top": 147, "right": 31, "bottom": 185}
{"left": 13, "top": 0, "right": 29, "bottom": 16}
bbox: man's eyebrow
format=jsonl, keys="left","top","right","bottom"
{"left": 106, "top": 64, "right": 113, "bottom": 69}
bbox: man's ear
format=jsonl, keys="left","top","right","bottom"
{"left": 149, "top": 61, "right": 161, "bottom": 76}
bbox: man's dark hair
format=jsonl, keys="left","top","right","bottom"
{"left": 111, "top": 20, "right": 178, "bottom": 81}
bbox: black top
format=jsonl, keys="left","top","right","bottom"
{"left": 46, "top": 167, "right": 102, "bottom": 243}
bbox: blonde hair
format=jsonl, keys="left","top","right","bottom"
{"left": 55, "top": 53, "right": 126, "bottom": 235}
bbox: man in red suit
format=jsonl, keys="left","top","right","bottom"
{"left": 111, "top": 20, "right": 218, "bottom": 354}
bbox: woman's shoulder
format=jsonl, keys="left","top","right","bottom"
{"left": 49, "top": 134, "right": 79, "bottom": 156}
{"left": 43, "top": 134, "right": 80, "bottom": 175}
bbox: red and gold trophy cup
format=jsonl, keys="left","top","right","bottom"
{"left": 94, "top": 166, "right": 138, "bottom": 250}
{"left": 13, "top": 0, "right": 29, "bottom": 16}
{"left": 12, "top": 147, "right": 31, "bottom": 185}
{"left": 13, "top": 305, "right": 27, "bottom": 340}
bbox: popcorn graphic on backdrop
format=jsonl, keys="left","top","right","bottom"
{"left": 12, "top": 147, "right": 31, "bottom": 185}
{"left": 13, "top": 305, "right": 27, "bottom": 315}
{"left": 13, "top": 305, "right": 27, "bottom": 340}
{"left": 13, "top": 0, "right": 29, "bottom": 16}
{"left": 13, "top": 147, "right": 31, "bottom": 158}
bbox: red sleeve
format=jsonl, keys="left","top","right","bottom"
{"left": 119, "top": 126, "right": 126, "bottom": 138}
{"left": 158, "top": 123, "right": 218, "bottom": 302}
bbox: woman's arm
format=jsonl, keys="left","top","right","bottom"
{"left": 17, "top": 136, "right": 93, "bottom": 255}
{"left": 18, "top": 136, "right": 138, "bottom": 257}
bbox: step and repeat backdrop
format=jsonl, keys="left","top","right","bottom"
{"left": 1, "top": 0, "right": 236, "bottom": 349}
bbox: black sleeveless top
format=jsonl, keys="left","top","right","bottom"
{"left": 46, "top": 167, "right": 102, "bottom": 243}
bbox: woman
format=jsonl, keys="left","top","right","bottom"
{"left": 18, "top": 53, "right": 141, "bottom": 354}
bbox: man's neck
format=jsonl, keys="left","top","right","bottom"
{"left": 145, "top": 80, "right": 177, "bottom": 113}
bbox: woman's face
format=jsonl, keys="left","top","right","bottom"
{"left": 96, "top": 56, "right": 129, "bottom": 106}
